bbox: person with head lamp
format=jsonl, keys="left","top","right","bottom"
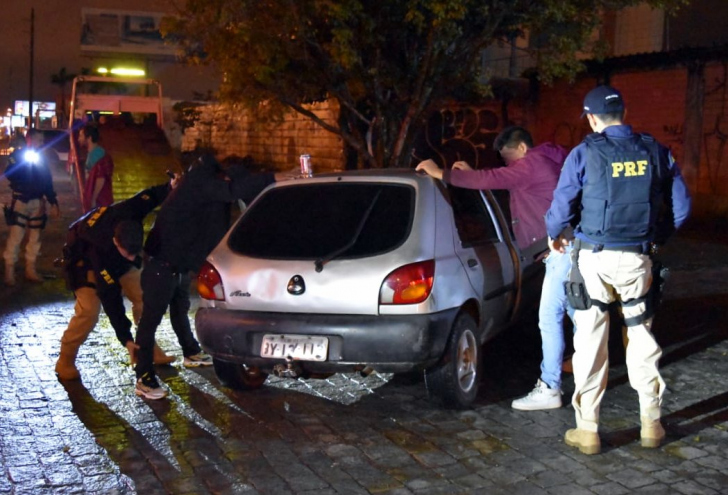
{"left": 3, "top": 128, "right": 60, "bottom": 285}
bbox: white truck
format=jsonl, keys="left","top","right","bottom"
{"left": 67, "top": 75, "right": 179, "bottom": 207}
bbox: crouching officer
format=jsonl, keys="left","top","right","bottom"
{"left": 55, "top": 184, "right": 176, "bottom": 381}
{"left": 545, "top": 85, "right": 691, "bottom": 455}
{"left": 3, "top": 129, "right": 60, "bottom": 285}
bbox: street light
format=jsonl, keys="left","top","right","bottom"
{"left": 96, "top": 67, "right": 146, "bottom": 77}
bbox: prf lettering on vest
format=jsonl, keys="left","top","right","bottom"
{"left": 99, "top": 269, "right": 115, "bottom": 285}
{"left": 85, "top": 207, "right": 107, "bottom": 227}
{"left": 611, "top": 160, "right": 648, "bottom": 177}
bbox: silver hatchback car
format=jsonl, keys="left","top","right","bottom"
{"left": 195, "top": 169, "right": 544, "bottom": 408}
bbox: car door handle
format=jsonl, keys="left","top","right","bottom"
{"left": 467, "top": 259, "right": 478, "bottom": 268}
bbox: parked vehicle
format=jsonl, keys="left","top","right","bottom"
{"left": 66, "top": 75, "right": 179, "bottom": 205}
{"left": 195, "top": 169, "right": 545, "bottom": 408}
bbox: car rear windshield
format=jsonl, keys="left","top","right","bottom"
{"left": 228, "top": 182, "right": 414, "bottom": 259}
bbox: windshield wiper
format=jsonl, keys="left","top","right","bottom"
{"left": 314, "top": 189, "right": 382, "bottom": 273}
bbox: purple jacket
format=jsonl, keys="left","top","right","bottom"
{"left": 443, "top": 143, "right": 568, "bottom": 249}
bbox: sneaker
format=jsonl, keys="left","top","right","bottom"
{"left": 183, "top": 352, "right": 213, "bottom": 368}
{"left": 511, "top": 379, "right": 562, "bottom": 411}
{"left": 135, "top": 373, "right": 168, "bottom": 400}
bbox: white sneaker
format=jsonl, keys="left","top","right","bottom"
{"left": 511, "top": 379, "right": 562, "bottom": 411}
{"left": 183, "top": 352, "right": 213, "bottom": 368}
{"left": 135, "top": 373, "right": 168, "bottom": 400}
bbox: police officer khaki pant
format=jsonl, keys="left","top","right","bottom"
{"left": 3, "top": 199, "right": 43, "bottom": 275}
{"left": 571, "top": 249, "right": 665, "bottom": 433}
{"left": 59, "top": 269, "right": 142, "bottom": 362}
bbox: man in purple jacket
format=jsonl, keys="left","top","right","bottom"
{"left": 416, "top": 126, "right": 571, "bottom": 410}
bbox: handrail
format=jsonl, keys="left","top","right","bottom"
{"left": 67, "top": 78, "right": 86, "bottom": 211}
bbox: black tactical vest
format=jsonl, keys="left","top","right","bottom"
{"left": 580, "top": 132, "right": 666, "bottom": 244}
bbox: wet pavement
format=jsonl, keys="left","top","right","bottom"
{"left": 1, "top": 167, "right": 728, "bottom": 494}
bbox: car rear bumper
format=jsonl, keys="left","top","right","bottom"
{"left": 195, "top": 307, "right": 460, "bottom": 373}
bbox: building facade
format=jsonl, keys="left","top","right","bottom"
{"left": 0, "top": 0, "right": 219, "bottom": 131}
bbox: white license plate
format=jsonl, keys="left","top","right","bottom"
{"left": 260, "top": 334, "right": 329, "bottom": 362}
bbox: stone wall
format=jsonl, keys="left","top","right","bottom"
{"left": 181, "top": 102, "right": 345, "bottom": 173}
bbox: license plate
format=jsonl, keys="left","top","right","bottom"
{"left": 260, "top": 334, "right": 329, "bottom": 362}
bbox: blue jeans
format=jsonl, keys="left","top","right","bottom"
{"left": 538, "top": 245, "right": 574, "bottom": 390}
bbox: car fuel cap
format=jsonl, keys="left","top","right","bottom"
{"left": 287, "top": 275, "right": 305, "bottom": 295}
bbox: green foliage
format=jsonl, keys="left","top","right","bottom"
{"left": 163, "top": 0, "right": 687, "bottom": 168}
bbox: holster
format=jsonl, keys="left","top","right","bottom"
{"left": 2, "top": 204, "right": 12, "bottom": 226}
{"left": 564, "top": 247, "right": 594, "bottom": 310}
{"left": 651, "top": 261, "right": 669, "bottom": 309}
{"left": 63, "top": 259, "right": 95, "bottom": 292}
{"left": 622, "top": 259, "right": 670, "bottom": 327}
{"left": 2, "top": 197, "right": 47, "bottom": 229}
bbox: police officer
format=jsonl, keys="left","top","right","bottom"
{"left": 546, "top": 85, "right": 691, "bottom": 455}
{"left": 3, "top": 128, "right": 60, "bottom": 285}
{"left": 55, "top": 184, "right": 176, "bottom": 381}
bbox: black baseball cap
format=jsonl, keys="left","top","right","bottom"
{"left": 581, "top": 85, "right": 624, "bottom": 117}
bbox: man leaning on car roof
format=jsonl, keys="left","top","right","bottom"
{"left": 416, "top": 127, "right": 573, "bottom": 412}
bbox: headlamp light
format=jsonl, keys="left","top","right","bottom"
{"left": 24, "top": 150, "right": 40, "bottom": 164}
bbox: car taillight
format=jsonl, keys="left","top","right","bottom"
{"left": 197, "top": 261, "right": 225, "bottom": 301}
{"left": 379, "top": 260, "right": 435, "bottom": 305}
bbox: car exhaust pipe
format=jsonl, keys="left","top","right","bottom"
{"left": 272, "top": 359, "right": 302, "bottom": 378}
{"left": 359, "top": 366, "right": 376, "bottom": 377}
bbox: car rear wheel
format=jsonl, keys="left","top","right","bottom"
{"left": 212, "top": 358, "right": 268, "bottom": 390}
{"left": 425, "top": 313, "right": 480, "bottom": 409}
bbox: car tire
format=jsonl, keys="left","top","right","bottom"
{"left": 425, "top": 312, "right": 480, "bottom": 409}
{"left": 212, "top": 358, "right": 268, "bottom": 390}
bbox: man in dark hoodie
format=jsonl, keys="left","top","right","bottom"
{"left": 416, "top": 126, "right": 572, "bottom": 410}
{"left": 133, "top": 154, "right": 290, "bottom": 399}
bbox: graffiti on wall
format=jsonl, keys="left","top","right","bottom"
{"left": 411, "top": 106, "right": 507, "bottom": 170}
{"left": 413, "top": 103, "right": 587, "bottom": 170}
{"left": 548, "top": 121, "right": 591, "bottom": 151}
{"left": 704, "top": 63, "right": 728, "bottom": 195}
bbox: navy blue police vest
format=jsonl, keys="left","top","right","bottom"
{"left": 580, "top": 132, "right": 666, "bottom": 244}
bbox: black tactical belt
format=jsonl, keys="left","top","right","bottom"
{"left": 576, "top": 239, "right": 646, "bottom": 254}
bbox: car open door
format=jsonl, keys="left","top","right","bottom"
{"left": 448, "top": 186, "right": 518, "bottom": 340}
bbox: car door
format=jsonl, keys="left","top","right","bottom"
{"left": 448, "top": 186, "right": 518, "bottom": 339}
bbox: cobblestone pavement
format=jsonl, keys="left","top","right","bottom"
{"left": 1, "top": 167, "right": 728, "bottom": 494}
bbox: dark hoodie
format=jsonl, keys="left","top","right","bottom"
{"left": 442, "top": 143, "right": 568, "bottom": 249}
{"left": 144, "top": 154, "right": 274, "bottom": 273}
